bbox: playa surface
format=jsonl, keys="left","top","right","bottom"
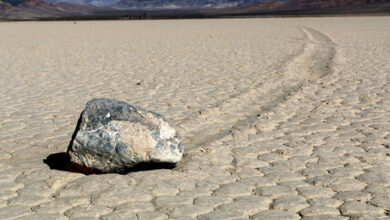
{"left": 0, "top": 17, "right": 389, "bottom": 219}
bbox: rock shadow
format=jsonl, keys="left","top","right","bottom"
{"left": 44, "top": 152, "right": 177, "bottom": 175}
{"left": 43, "top": 152, "right": 100, "bottom": 175}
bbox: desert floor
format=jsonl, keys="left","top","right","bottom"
{"left": 0, "top": 17, "right": 389, "bottom": 219}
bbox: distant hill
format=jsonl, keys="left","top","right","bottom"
{"left": 1, "top": 0, "right": 389, "bottom": 20}
{"left": 43, "top": 0, "right": 282, "bottom": 9}
{"left": 0, "top": 0, "right": 104, "bottom": 19}
{"left": 210, "top": 0, "right": 390, "bottom": 14}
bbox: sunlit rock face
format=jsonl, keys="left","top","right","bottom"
{"left": 67, "top": 98, "right": 183, "bottom": 173}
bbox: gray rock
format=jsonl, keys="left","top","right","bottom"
{"left": 67, "top": 98, "right": 183, "bottom": 173}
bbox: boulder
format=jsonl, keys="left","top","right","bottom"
{"left": 67, "top": 98, "right": 183, "bottom": 173}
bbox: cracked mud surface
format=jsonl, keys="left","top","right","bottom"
{"left": 0, "top": 17, "right": 390, "bottom": 219}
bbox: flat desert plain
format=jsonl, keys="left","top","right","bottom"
{"left": 0, "top": 17, "right": 389, "bottom": 219}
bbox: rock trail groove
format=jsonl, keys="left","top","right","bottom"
{"left": 182, "top": 26, "right": 335, "bottom": 150}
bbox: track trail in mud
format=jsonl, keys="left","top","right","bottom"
{"left": 181, "top": 26, "right": 336, "bottom": 150}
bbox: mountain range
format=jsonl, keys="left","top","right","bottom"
{"left": 44, "top": 0, "right": 271, "bottom": 8}
{"left": 1, "top": 0, "right": 389, "bottom": 20}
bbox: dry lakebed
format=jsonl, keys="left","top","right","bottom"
{"left": 0, "top": 17, "right": 390, "bottom": 219}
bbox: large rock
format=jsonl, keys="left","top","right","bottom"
{"left": 67, "top": 98, "right": 183, "bottom": 173}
